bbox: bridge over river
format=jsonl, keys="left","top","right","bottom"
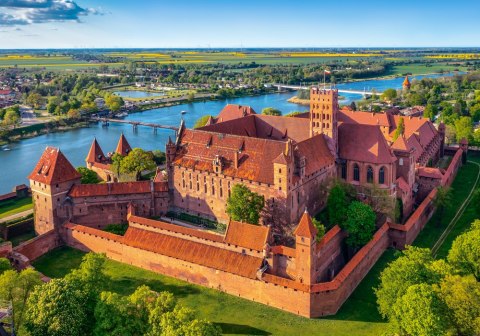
{"left": 271, "top": 83, "right": 383, "bottom": 96}
{"left": 91, "top": 117, "right": 179, "bottom": 134}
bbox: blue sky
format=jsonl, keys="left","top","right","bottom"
{"left": 0, "top": 0, "right": 479, "bottom": 48}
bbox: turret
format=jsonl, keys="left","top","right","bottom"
{"left": 115, "top": 133, "right": 132, "bottom": 156}
{"left": 402, "top": 75, "right": 411, "bottom": 91}
{"left": 273, "top": 139, "right": 294, "bottom": 195}
{"left": 28, "top": 147, "right": 81, "bottom": 234}
{"left": 294, "top": 210, "right": 317, "bottom": 285}
{"left": 85, "top": 137, "right": 105, "bottom": 169}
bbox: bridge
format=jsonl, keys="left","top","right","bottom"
{"left": 271, "top": 84, "right": 382, "bottom": 96}
{"left": 91, "top": 117, "right": 179, "bottom": 134}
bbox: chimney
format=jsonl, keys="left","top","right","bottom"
{"left": 234, "top": 151, "right": 239, "bottom": 169}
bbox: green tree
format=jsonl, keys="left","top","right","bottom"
{"left": 392, "top": 283, "right": 452, "bottom": 336}
{"left": 454, "top": 116, "right": 473, "bottom": 143}
{"left": 187, "top": 92, "right": 195, "bottom": 102}
{"left": 105, "top": 94, "right": 124, "bottom": 112}
{"left": 342, "top": 201, "right": 376, "bottom": 248}
{"left": 120, "top": 148, "right": 156, "bottom": 180}
{"left": 152, "top": 150, "right": 166, "bottom": 165}
{"left": 76, "top": 166, "right": 100, "bottom": 184}
{"left": 439, "top": 275, "right": 480, "bottom": 335}
{"left": 25, "top": 278, "right": 88, "bottom": 336}
{"left": 226, "top": 184, "right": 264, "bottom": 224}
{"left": 261, "top": 107, "right": 282, "bottom": 116}
{"left": 433, "top": 186, "right": 452, "bottom": 227}
{"left": 3, "top": 109, "right": 20, "bottom": 128}
{"left": 375, "top": 246, "right": 443, "bottom": 319}
{"left": 26, "top": 93, "right": 45, "bottom": 109}
{"left": 111, "top": 152, "right": 124, "bottom": 177}
{"left": 193, "top": 115, "right": 212, "bottom": 129}
{"left": 312, "top": 218, "right": 326, "bottom": 241}
{"left": 327, "top": 181, "right": 349, "bottom": 226}
{"left": 423, "top": 103, "right": 437, "bottom": 121}
{"left": 0, "top": 258, "right": 10, "bottom": 274}
{"left": 447, "top": 220, "right": 480, "bottom": 280}
{"left": 0, "top": 268, "right": 42, "bottom": 333}
{"left": 392, "top": 117, "right": 405, "bottom": 141}
{"left": 381, "top": 88, "right": 397, "bottom": 101}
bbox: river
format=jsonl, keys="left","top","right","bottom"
{"left": 0, "top": 72, "right": 462, "bottom": 193}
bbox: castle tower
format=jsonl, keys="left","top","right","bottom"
{"left": 402, "top": 75, "right": 411, "bottom": 91}
{"left": 85, "top": 137, "right": 105, "bottom": 169}
{"left": 28, "top": 147, "right": 81, "bottom": 235}
{"left": 294, "top": 210, "right": 317, "bottom": 285}
{"left": 115, "top": 133, "right": 132, "bottom": 156}
{"left": 310, "top": 87, "right": 338, "bottom": 155}
{"left": 273, "top": 139, "right": 294, "bottom": 196}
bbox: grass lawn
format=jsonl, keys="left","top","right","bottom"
{"left": 0, "top": 197, "right": 33, "bottom": 219}
{"left": 34, "top": 246, "right": 390, "bottom": 336}
{"left": 386, "top": 63, "right": 468, "bottom": 76}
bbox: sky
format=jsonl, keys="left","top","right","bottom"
{"left": 0, "top": 0, "right": 479, "bottom": 49}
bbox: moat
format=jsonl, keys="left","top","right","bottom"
{"left": 0, "top": 72, "right": 462, "bottom": 193}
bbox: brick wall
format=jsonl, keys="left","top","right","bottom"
{"left": 314, "top": 226, "right": 346, "bottom": 282}
{"left": 0, "top": 241, "right": 12, "bottom": 258}
{"left": 14, "top": 230, "right": 60, "bottom": 261}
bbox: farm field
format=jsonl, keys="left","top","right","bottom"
{"left": 386, "top": 63, "right": 469, "bottom": 76}
{"left": 0, "top": 197, "right": 33, "bottom": 220}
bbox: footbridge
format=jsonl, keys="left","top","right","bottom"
{"left": 91, "top": 117, "right": 178, "bottom": 134}
{"left": 272, "top": 84, "right": 382, "bottom": 96}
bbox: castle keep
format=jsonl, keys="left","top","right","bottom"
{"left": 23, "top": 87, "right": 464, "bottom": 318}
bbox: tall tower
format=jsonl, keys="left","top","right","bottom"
{"left": 310, "top": 87, "right": 338, "bottom": 155}
{"left": 294, "top": 210, "right": 317, "bottom": 285}
{"left": 28, "top": 147, "right": 81, "bottom": 234}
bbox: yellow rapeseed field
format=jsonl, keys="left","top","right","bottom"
{"left": 426, "top": 54, "right": 480, "bottom": 59}
{"left": 279, "top": 52, "right": 382, "bottom": 57}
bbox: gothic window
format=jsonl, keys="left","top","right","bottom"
{"left": 220, "top": 180, "right": 223, "bottom": 198}
{"left": 341, "top": 162, "right": 347, "bottom": 179}
{"left": 367, "top": 166, "right": 374, "bottom": 183}
{"left": 379, "top": 167, "right": 386, "bottom": 184}
{"left": 353, "top": 164, "right": 360, "bottom": 182}
{"left": 211, "top": 178, "right": 215, "bottom": 195}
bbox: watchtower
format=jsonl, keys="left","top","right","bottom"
{"left": 310, "top": 88, "right": 338, "bottom": 155}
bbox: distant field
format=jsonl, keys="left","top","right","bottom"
{"left": 386, "top": 63, "right": 469, "bottom": 76}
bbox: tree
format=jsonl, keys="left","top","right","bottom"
{"left": 447, "top": 220, "right": 480, "bottom": 280}
{"left": 433, "top": 186, "right": 452, "bottom": 227}
{"left": 0, "top": 258, "right": 10, "bottom": 274}
{"left": 342, "top": 201, "right": 376, "bottom": 248}
{"left": 152, "top": 150, "right": 166, "bottom": 165}
{"left": 0, "top": 269, "right": 43, "bottom": 334}
{"left": 375, "top": 246, "right": 443, "bottom": 319}
{"left": 187, "top": 92, "right": 195, "bottom": 102}
{"left": 3, "top": 109, "right": 20, "bottom": 128}
{"left": 120, "top": 148, "right": 156, "bottom": 180}
{"left": 26, "top": 93, "right": 45, "bottom": 109}
{"left": 193, "top": 115, "right": 212, "bottom": 129}
{"left": 105, "top": 94, "right": 124, "bottom": 112}
{"left": 438, "top": 275, "right": 480, "bottom": 335}
{"left": 67, "top": 108, "right": 81, "bottom": 119}
{"left": 392, "top": 117, "right": 405, "bottom": 141}
{"left": 381, "top": 88, "right": 397, "bottom": 101}
{"left": 423, "top": 103, "right": 437, "bottom": 121}
{"left": 392, "top": 284, "right": 452, "bottom": 336}
{"left": 226, "top": 184, "right": 264, "bottom": 224}
{"left": 261, "top": 107, "right": 282, "bottom": 116}
{"left": 312, "top": 218, "right": 325, "bottom": 241}
{"left": 111, "top": 152, "right": 124, "bottom": 177}
{"left": 327, "top": 182, "right": 349, "bottom": 226}
{"left": 349, "top": 101, "right": 357, "bottom": 111}
{"left": 454, "top": 116, "right": 473, "bottom": 143}
{"left": 76, "top": 166, "right": 100, "bottom": 184}
{"left": 25, "top": 278, "right": 88, "bottom": 336}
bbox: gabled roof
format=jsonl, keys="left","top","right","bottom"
{"left": 391, "top": 135, "right": 410, "bottom": 152}
{"left": 86, "top": 138, "right": 106, "bottom": 163}
{"left": 294, "top": 211, "right": 317, "bottom": 239}
{"left": 417, "top": 167, "right": 444, "bottom": 179}
{"left": 68, "top": 181, "right": 168, "bottom": 197}
{"left": 215, "top": 104, "right": 256, "bottom": 123}
{"left": 338, "top": 124, "right": 397, "bottom": 164}
{"left": 115, "top": 133, "right": 132, "bottom": 156}
{"left": 224, "top": 221, "right": 270, "bottom": 251}
{"left": 28, "top": 147, "right": 81, "bottom": 184}
{"left": 295, "top": 135, "right": 334, "bottom": 175}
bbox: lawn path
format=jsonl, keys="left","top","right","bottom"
{"left": 431, "top": 160, "right": 480, "bottom": 257}
{"left": 0, "top": 209, "right": 33, "bottom": 223}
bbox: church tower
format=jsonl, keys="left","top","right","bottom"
{"left": 310, "top": 87, "right": 338, "bottom": 155}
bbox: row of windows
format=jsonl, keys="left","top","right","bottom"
{"left": 341, "top": 163, "right": 386, "bottom": 184}
{"left": 312, "top": 122, "right": 330, "bottom": 129}
{"left": 181, "top": 171, "right": 231, "bottom": 198}
{"left": 312, "top": 112, "right": 331, "bottom": 120}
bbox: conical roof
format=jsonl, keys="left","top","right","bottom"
{"left": 391, "top": 135, "right": 409, "bottom": 152}
{"left": 86, "top": 137, "right": 105, "bottom": 163}
{"left": 294, "top": 210, "right": 317, "bottom": 239}
{"left": 403, "top": 75, "right": 411, "bottom": 88}
{"left": 115, "top": 133, "right": 132, "bottom": 156}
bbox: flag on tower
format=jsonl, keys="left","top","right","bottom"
{"left": 324, "top": 70, "right": 331, "bottom": 74}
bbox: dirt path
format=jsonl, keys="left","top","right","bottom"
{"left": 432, "top": 160, "right": 480, "bottom": 257}
{"left": 0, "top": 209, "right": 33, "bottom": 223}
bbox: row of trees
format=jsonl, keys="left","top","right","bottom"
{"left": 375, "top": 220, "right": 480, "bottom": 335}
{"left": 0, "top": 105, "right": 21, "bottom": 128}
{"left": 0, "top": 253, "right": 221, "bottom": 336}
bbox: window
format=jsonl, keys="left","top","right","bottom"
{"left": 367, "top": 166, "right": 374, "bottom": 183}
{"left": 353, "top": 164, "right": 360, "bottom": 182}
{"left": 341, "top": 162, "right": 347, "bottom": 179}
{"left": 379, "top": 167, "right": 385, "bottom": 184}
{"left": 399, "top": 158, "right": 404, "bottom": 166}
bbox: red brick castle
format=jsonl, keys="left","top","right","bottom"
{"left": 23, "top": 87, "right": 464, "bottom": 318}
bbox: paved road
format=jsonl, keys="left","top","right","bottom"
{"left": 0, "top": 209, "right": 33, "bottom": 223}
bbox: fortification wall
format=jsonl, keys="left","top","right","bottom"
{"left": 14, "top": 230, "right": 60, "bottom": 261}
{"left": 315, "top": 226, "right": 346, "bottom": 282}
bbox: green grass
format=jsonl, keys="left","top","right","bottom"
{"left": 34, "top": 246, "right": 389, "bottom": 336}
{"left": 386, "top": 63, "right": 468, "bottom": 76}
{"left": 0, "top": 197, "right": 33, "bottom": 219}
{"left": 10, "top": 231, "right": 36, "bottom": 247}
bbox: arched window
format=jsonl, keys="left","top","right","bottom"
{"left": 367, "top": 166, "right": 374, "bottom": 183}
{"left": 379, "top": 167, "right": 386, "bottom": 184}
{"left": 341, "top": 162, "right": 347, "bottom": 180}
{"left": 353, "top": 164, "right": 360, "bottom": 182}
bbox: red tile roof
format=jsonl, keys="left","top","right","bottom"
{"left": 417, "top": 167, "right": 444, "bottom": 179}
{"left": 403, "top": 75, "right": 411, "bottom": 88}
{"left": 270, "top": 245, "right": 296, "bottom": 257}
{"left": 391, "top": 135, "right": 410, "bottom": 152}
{"left": 396, "top": 176, "right": 410, "bottom": 193}
{"left": 214, "top": 104, "right": 256, "bottom": 123}
{"left": 115, "top": 133, "right": 132, "bottom": 156}
{"left": 28, "top": 147, "right": 81, "bottom": 184}
{"left": 295, "top": 135, "right": 334, "bottom": 175}
{"left": 224, "top": 221, "right": 270, "bottom": 251}
{"left": 65, "top": 223, "right": 123, "bottom": 242}
{"left": 294, "top": 211, "right": 317, "bottom": 239}
{"left": 338, "top": 124, "right": 397, "bottom": 164}
{"left": 69, "top": 181, "right": 167, "bottom": 197}
{"left": 123, "top": 226, "right": 263, "bottom": 279}
{"left": 86, "top": 138, "right": 107, "bottom": 163}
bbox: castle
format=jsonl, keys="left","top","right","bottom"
{"left": 23, "top": 87, "right": 465, "bottom": 318}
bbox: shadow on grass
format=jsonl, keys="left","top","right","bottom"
{"left": 215, "top": 322, "right": 271, "bottom": 335}
{"left": 105, "top": 276, "right": 201, "bottom": 298}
